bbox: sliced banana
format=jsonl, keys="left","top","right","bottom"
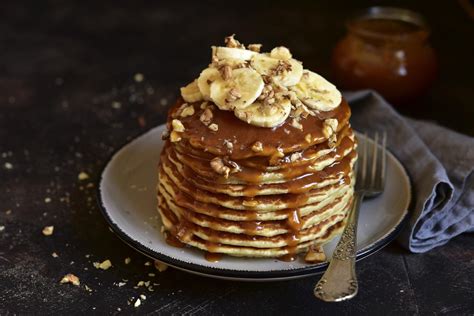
{"left": 250, "top": 54, "right": 303, "bottom": 86}
{"left": 270, "top": 46, "right": 292, "bottom": 60}
{"left": 210, "top": 68, "right": 264, "bottom": 111}
{"left": 234, "top": 99, "right": 291, "bottom": 127}
{"left": 290, "top": 70, "right": 341, "bottom": 111}
{"left": 180, "top": 80, "right": 203, "bottom": 103}
{"left": 213, "top": 46, "right": 257, "bottom": 61}
{"left": 197, "top": 68, "right": 221, "bottom": 100}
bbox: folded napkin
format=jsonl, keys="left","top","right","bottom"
{"left": 344, "top": 90, "right": 474, "bottom": 253}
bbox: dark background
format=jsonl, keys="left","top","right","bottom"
{"left": 0, "top": 0, "right": 473, "bottom": 314}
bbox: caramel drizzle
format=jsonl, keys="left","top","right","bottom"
{"left": 160, "top": 98, "right": 354, "bottom": 262}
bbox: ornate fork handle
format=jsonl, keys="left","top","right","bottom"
{"left": 314, "top": 193, "right": 363, "bottom": 302}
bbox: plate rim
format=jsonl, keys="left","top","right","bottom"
{"left": 96, "top": 125, "right": 412, "bottom": 280}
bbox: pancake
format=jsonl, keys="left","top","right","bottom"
{"left": 155, "top": 36, "right": 357, "bottom": 262}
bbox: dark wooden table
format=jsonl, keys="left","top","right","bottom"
{"left": 1, "top": 1, "right": 473, "bottom": 314}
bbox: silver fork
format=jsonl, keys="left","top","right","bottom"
{"left": 314, "top": 132, "right": 387, "bottom": 302}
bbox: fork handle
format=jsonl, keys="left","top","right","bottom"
{"left": 314, "top": 193, "right": 363, "bottom": 302}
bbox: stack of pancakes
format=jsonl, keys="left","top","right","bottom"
{"left": 157, "top": 98, "right": 356, "bottom": 261}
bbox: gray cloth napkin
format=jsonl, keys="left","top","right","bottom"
{"left": 344, "top": 90, "right": 474, "bottom": 253}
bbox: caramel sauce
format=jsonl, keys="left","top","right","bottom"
{"left": 159, "top": 97, "right": 355, "bottom": 262}
{"left": 205, "top": 252, "right": 222, "bottom": 262}
{"left": 165, "top": 233, "right": 185, "bottom": 248}
{"left": 162, "top": 148, "right": 355, "bottom": 197}
{"left": 159, "top": 159, "right": 351, "bottom": 213}
{"left": 170, "top": 98, "right": 351, "bottom": 160}
{"left": 286, "top": 209, "right": 303, "bottom": 231}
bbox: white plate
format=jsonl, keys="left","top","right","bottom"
{"left": 98, "top": 124, "right": 411, "bottom": 281}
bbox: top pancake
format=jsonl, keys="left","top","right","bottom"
{"left": 167, "top": 98, "right": 351, "bottom": 160}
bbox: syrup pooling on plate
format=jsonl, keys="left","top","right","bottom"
{"left": 157, "top": 35, "right": 357, "bottom": 262}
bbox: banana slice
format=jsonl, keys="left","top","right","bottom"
{"left": 180, "top": 80, "right": 203, "bottom": 103}
{"left": 210, "top": 68, "right": 264, "bottom": 110}
{"left": 213, "top": 46, "right": 257, "bottom": 61}
{"left": 197, "top": 68, "right": 221, "bottom": 100}
{"left": 234, "top": 99, "right": 291, "bottom": 127}
{"left": 250, "top": 54, "right": 303, "bottom": 86}
{"left": 290, "top": 70, "right": 341, "bottom": 111}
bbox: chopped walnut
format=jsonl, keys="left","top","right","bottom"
{"left": 200, "top": 108, "right": 213, "bottom": 126}
{"left": 291, "top": 103, "right": 311, "bottom": 119}
{"left": 42, "top": 226, "right": 54, "bottom": 236}
{"left": 251, "top": 141, "right": 263, "bottom": 152}
{"left": 219, "top": 64, "right": 232, "bottom": 80}
{"left": 171, "top": 119, "right": 185, "bottom": 132}
{"left": 226, "top": 88, "right": 241, "bottom": 103}
{"left": 328, "top": 134, "right": 337, "bottom": 148}
{"left": 290, "top": 152, "right": 302, "bottom": 162}
{"left": 270, "top": 46, "right": 292, "bottom": 60}
{"left": 210, "top": 157, "right": 231, "bottom": 178}
{"left": 262, "top": 75, "right": 272, "bottom": 84}
{"left": 263, "top": 96, "right": 275, "bottom": 106}
{"left": 273, "top": 60, "right": 292, "bottom": 76}
{"left": 224, "top": 139, "right": 233, "bottom": 150}
{"left": 78, "top": 172, "right": 89, "bottom": 181}
{"left": 224, "top": 34, "right": 244, "bottom": 48}
{"left": 258, "top": 84, "right": 273, "bottom": 100}
{"left": 200, "top": 101, "right": 209, "bottom": 109}
{"left": 174, "top": 103, "right": 188, "bottom": 118}
{"left": 276, "top": 148, "right": 285, "bottom": 158}
{"left": 324, "top": 118, "right": 338, "bottom": 133}
{"left": 248, "top": 43, "right": 262, "bottom": 52}
{"left": 180, "top": 105, "right": 195, "bottom": 118}
{"left": 170, "top": 131, "right": 181, "bottom": 142}
{"left": 290, "top": 118, "right": 303, "bottom": 130}
{"left": 60, "top": 273, "right": 80, "bottom": 286}
{"left": 208, "top": 123, "right": 218, "bottom": 132}
{"left": 154, "top": 260, "right": 168, "bottom": 272}
{"left": 305, "top": 133, "right": 312, "bottom": 143}
{"left": 225, "top": 159, "right": 242, "bottom": 173}
{"left": 95, "top": 259, "right": 112, "bottom": 270}
{"left": 304, "top": 245, "right": 326, "bottom": 263}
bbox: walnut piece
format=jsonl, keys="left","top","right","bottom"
{"left": 170, "top": 131, "right": 181, "bottom": 143}
{"left": 248, "top": 43, "right": 262, "bottom": 52}
{"left": 304, "top": 245, "right": 327, "bottom": 263}
{"left": 290, "top": 118, "right": 303, "bottom": 130}
{"left": 208, "top": 123, "right": 218, "bottom": 132}
{"left": 200, "top": 108, "right": 213, "bottom": 126}
{"left": 225, "top": 159, "right": 242, "bottom": 173}
{"left": 180, "top": 105, "right": 195, "bottom": 118}
{"left": 171, "top": 119, "right": 185, "bottom": 132}
{"left": 224, "top": 34, "right": 244, "bottom": 48}
{"left": 210, "top": 157, "right": 231, "bottom": 178}
{"left": 225, "top": 88, "right": 241, "bottom": 103}
{"left": 219, "top": 64, "right": 232, "bottom": 81}
{"left": 251, "top": 141, "right": 263, "bottom": 152}
{"left": 305, "top": 133, "right": 312, "bottom": 143}
{"left": 290, "top": 152, "right": 302, "bottom": 162}
{"left": 154, "top": 260, "right": 168, "bottom": 272}
{"left": 224, "top": 139, "right": 233, "bottom": 150}
{"left": 328, "top": 134, "right": 337, "bottom": 148}
{"left": 60, "top": 273, "right": 80, "bottom": 286}
{"left": 42, "top": 226, "right": 54, "bottom": 236}
{"left": 273, "top": 60, "right": 292, "bottom": 76}
{"left": 324, "top": 118, "right": 338, "bottom": 132}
